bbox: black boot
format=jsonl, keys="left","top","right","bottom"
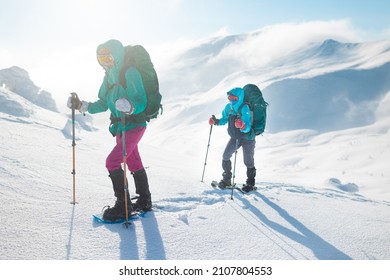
{"left": 218, "top": 160, "right": 232, "bottom": 189}
{"left": 242, "top": 167, "right": 256, "bottom": 193}
{"left": 103, "top": 168, "right": 133, "bottom": 221}
{"left": 132, "top": 168, "right": 152, "bottom": 212}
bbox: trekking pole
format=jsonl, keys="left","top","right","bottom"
{"left": 231, "top": 139, "right": 239, "bottom": 200}
{"left": 70, "top": 92, "right": 78, "bottom": 205}
{"left": 115, "top": 98, "right": 133, "bottom": 228}
{"left": 120, "top": 112, "right": 131, "bottom": 229}
{"left": 201, "top": 124, "right": 213, "bottom": 182}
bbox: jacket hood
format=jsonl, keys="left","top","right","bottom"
{"left": 227, "top": 87, "right": 244, "bottom": 112}
{"left": 96, "top": 39, "right": 124, "bottom": 77}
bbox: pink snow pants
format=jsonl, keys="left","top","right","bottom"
{"left": 106, "top": 126, "right": 146, "bottom": 172}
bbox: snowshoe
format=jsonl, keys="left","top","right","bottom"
{"left": 93, "top": 211, "right": 143, "bottom": 224}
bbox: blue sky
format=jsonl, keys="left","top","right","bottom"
{"left": 1, "top": 0, "right": 389, "bottom": 49}
{"left": 1, "top": 0, "right": 389, "bottom": 107}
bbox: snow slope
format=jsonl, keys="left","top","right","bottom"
{"left": 0, "top": 66, "right": 58, "bottom": 112}
{"left": 0, "top": 90, "right": 389, "bottom": 260}
{"left": 1, "top": 35, "right": 390, "bottom": 261}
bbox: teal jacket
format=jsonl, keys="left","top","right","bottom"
{"left": 219, "top": 87, "right": 255, "bottom": 140}
{"left": 87, "top": 39, "right": 147, "bottom": 135}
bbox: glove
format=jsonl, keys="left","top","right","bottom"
{"left": 209, "top": 115, "right": 219, "bottom": 125}
{"left": 67, "top": 93, "right": 89, "bottom": 113}
{"left": 235, "top": 118, "right": 245, "bottom": 130}
{"left": 79, "top": 101, "right": 89, "bottom": 114}
{"left": 115, "top": 98, "right": 134, "bottom": 114}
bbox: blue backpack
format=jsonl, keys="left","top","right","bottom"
{"left": 242, "top": 84, "right": 268, "bottom": 135}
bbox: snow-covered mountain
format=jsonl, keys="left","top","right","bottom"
{"left": 265, "top": 61, "right": 390, "bottom": 132}
{"left": 0, "top": 66, "right": 58, "bottom": 113}
{"left": 1, "top": 33, "right": 389, "bottom": 261}
{"left": 158, "top": 37, "right": 390, "bottom": 133}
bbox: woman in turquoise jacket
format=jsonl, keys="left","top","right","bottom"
{"left": 209, "top": 87, "right": 257, "bottom": 192}
{"left": 67, "top": 39, "right": 152, "bottom": 221}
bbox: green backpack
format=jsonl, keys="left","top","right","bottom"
{"left": 118, "top": 45, "right": 163, "bottom": 122}
{"left": 242, "top": 84, "right": 268, "bottom": 135}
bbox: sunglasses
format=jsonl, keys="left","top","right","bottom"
{"left": 97, "top": 54, "right": 114, "bottom": 67}
{"left": 228, "top": 95, "right": 239, "bottom": 101}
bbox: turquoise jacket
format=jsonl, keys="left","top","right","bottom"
{"left": 87, "top": 39, "right": 147, "bottom": 135}
{"left": 219, "top": 87, "right": 255, "bottom": 140}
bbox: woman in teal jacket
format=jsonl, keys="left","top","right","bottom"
{"left": 209, "top": 87, "right": 257, "bottom": 192}
{"left": 67, "top": 39, "right": 152, "bottom": 221}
